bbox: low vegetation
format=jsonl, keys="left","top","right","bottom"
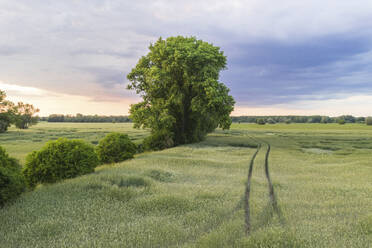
{"left": 22, "top": 138, "right": 99, "bottom": 188}
{"left": 0, "top": 122, "right": 149, "bottom": 164}
{"left": 366, "top": 117, "right": 372, "bottom": 126}
{"left": 338, "top": 118, "right": 346, "bottom": 125}
{"left": 96, "top": 132, "right": 137, "bottom": 163}
{"left": 232, "top": 115, "right": 365, "bottom": 124}
{"left": 256, "top": 118, "right": 266, "bottom": 125}
{"left": 0, "top": 146, "right": 25, "bottom": 206}
{"left": 0, "top": 122, "right": 371, "bottom": 247}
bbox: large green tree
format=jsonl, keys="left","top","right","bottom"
{"left": 127, "top": 36, "right": 235, "bottom": 149}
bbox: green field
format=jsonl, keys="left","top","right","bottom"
{"left": 0, "top": 122, "right": 371, "bottom": 247}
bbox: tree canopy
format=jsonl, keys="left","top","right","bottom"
{"left": 0, "top": 90, "right": 15, "bottom": 133}
{"left": 0, "top": 90, "right": 39, "bottom": 132}
{"left": 13, "top": 102, "right": 39, "bottom": 129}
{"left": 127, "top": 36, "right": 235, "bottom": 149}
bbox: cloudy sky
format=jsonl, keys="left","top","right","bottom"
{"left": 1, "top": 0, "right": 372, "bottom": 116}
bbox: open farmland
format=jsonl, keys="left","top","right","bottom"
{"left": 0, "top": 122, "right": 371, "bottom": 247}
{"left": 0, "top": 122, "right": 149, "bottom": 164}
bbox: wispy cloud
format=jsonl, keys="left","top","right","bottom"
{"left": 1, "top": 0, "right": 372, "bottom": 115}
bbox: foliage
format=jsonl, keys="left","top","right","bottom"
{"left": 256, "top": 118, "right": 266, "bottom": 125}
{"left": 366, "top": 117, "right": 372, "bottom": 126}
{"left": 0, "top": 90, "right": 15, "bottom": 133}
{"left": 47, "top": 113, "right": 130, "bottom": 123}
{"left": 127, "top": 36, "right": 235, "bottom": 149}
{"left": 356, "top": 117, "right": 365, "bottom": 123}
{"left": 266, "top": 118, "right": 276, "bottom": 124}
{"left": 0, "top": 146, "right": 25, "bottom": 206}
{"left": 0, "top": 90, "right": 39, "bottom": 132}
{"left": 320, "top": 116, "right": 332, "bottom": 123}
{"left": 338, "top": 118, "right": 346, "bottom": 125}
{"left": 0, "top": 122, "right": 150, "bottom": 164}
{"left": 96, "top": 132, "right": 137, "bottom": 163}
{"left": 142, "top": 129, "right": 175, "bottom": 150}
{"left": 231, "top": 115, "right": 366, "bottom": 124}
{"left": 339, "top": 115, "right": 356, "bottom": 123}
{"left": 0, "top": 114, "right": 12, "bottom": 133}
{"left": 13, "top": 102, "right": 39, "bottom": 129}
{"left": 23, "top": 138, "right": 99, "bottom": 188}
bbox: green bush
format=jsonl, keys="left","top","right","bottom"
{"left": 143, "top": 130, "right": 174, "bottom": 151}
{"left": 366, "top": 117, "right": 372, "bottom": 126}
{"left": 0, "top": 114, "right": 12, "bottom": 133}
{"left": 266, "top": 118, "right": 276, "bottom": 124}
{"left": 0, "top": 146, "right": 25, "bottom": 206}
{"left": 136, "top": 143, "right": 144, "bottom": 154}
{"left": 96, "top": 133, "right": 137, "bottom": 163}
{"left": 338, "top": 119, "right": 346, "bottom": 125}
{"left": 23, "top": 138, "right": 99, "bottom": 188}
{"left": 256, "top": 118, "right": 266, "bottom": 125}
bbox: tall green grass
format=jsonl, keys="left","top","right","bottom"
{"left": 0, "top": 122, "right": 371, "bottom": 247}
{"left": 0, "top": 122, "right": 148, "bottom": 164}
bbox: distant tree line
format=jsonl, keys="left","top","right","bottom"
{"left": 43, "top": 114, "right": 131, "bottom": 123}
{"left": 43, "top": 114, "right": 371, "bottom": 125}
{"left": 231, "top": 115, "right": 366, "bottom": 124}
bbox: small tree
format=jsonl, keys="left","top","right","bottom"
{"left": 13, "top": 102, "right": 39, "bottom": 129}
{"left": 0, "top": 90, "right": 15, "bottom": 133}
{"left": 0, "top": 90, "right": 40, "bottom": 132}
{"left": 366, "top": 117, "right": 372, "bottom": 126}
{"left": 127, "top": 36, "right": 235, "bottom": 149}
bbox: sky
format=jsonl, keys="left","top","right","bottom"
{"left": 1, "top": 0, "right": 372, "bottom": 116}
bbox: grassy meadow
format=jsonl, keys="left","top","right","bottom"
{"left": 0, "top": 122, "right": 149, "bottom": 164}
{"left": 0, "top": 122, "right": 371, "bottom": 247}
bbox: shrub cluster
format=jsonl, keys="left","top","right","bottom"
{"left": 23, "top": 138, "right": 99, "bottom": 188}
{"left": 143, "top": 130, "right": 175, "bottom": 151}
{"left": 366, "top": 117, "right": 372, "bottom": 126}
{"left": 256, "top": 118, "right": 266, "bottom": 125}
{"left": 0, "top": 146, "right": 25, "bottom": 206}
{"left": 338, "top": 119, "right": 346, "bottom": 125}
{"left": 96, "top": 133, "right": 137, "bottom": 163}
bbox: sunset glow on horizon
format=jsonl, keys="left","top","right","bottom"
{"left": 1, "top": 0, "right": 372, "bottom": 117}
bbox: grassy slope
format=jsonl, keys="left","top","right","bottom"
{"left": 0, "top": 122, "right": 148, "bottom": 164}
{"left": 0, "top": 123, "right": 371, "bottom": 247}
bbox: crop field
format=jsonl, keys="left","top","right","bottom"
{"left": 0, "top": 122, "right": 371, "bottom": 247}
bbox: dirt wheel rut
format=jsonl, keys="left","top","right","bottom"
{"left": 244, "top": 139, "right": 282, "bottom": 236}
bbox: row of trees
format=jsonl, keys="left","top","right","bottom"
{"left": 232, "top": 115, "right": 367, "bottom": 124}
{"left": 43, "top": 114, "right": 370, "bottom": 126}
{"left": 44, "top": 114, "right": 131, "bottom": 123}
{"left": 0, "top": 90, "right": 39, "bottom": 133}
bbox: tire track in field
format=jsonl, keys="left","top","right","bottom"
{"left": 244, "top": 144, "right": 261, "bottom": 235}
{"left": 263, "top": 142, "right": 282, "bottom": 220}
{"left": 244, "top": 136, "right": 283, "bottom": 235}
